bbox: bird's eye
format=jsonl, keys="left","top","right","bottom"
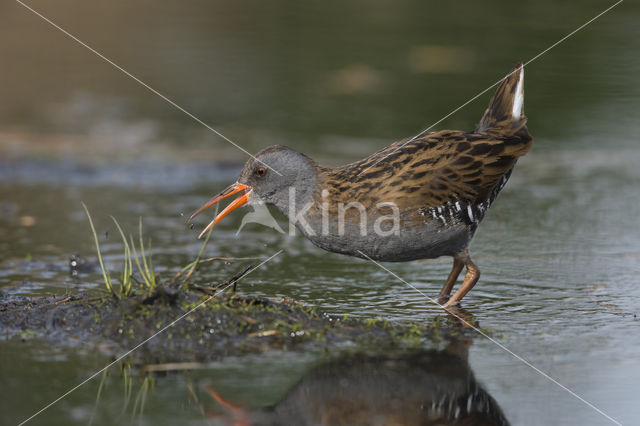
{"left": 255, "top": 167, "right": 267, "bottom": 177}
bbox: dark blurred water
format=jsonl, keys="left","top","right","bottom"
{"left": 1, "top": 1, "right": 639, "bottom": 425}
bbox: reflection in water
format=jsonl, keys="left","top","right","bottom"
{"left": 89, "top": 362, "right": 155, "bottom": 425}
{"left": 258, "top": 350, "right": 509, "bottom": 426}
{"left": 201, "top": 317, "right": 508, "bottom": 426}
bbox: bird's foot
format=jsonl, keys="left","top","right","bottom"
{"left": 437, "top": 293, "right": 450, "bottom": 306}
{"left": 438, "top": 293, "right": 462, "bottom": 308}
{"left": 441, "top": 298, "right": 461, "bottom": 309}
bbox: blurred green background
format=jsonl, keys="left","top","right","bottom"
{"left": 1, "top": 0, "right": 638, "bottom": 166}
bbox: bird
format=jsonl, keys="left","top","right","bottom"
{"left": 189, "top": 63, "right": 533, "bottom": 308}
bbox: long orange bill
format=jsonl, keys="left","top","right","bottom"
{"left": 188, "top": 182, "right": 253, "bottom": 238}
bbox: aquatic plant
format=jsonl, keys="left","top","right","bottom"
{"left": 82, "top": 203, "right": 116, "bottom": 298}
{"left": 82, "top": 203, "right": 158, "bottom": 298}
{"left": 129, "top": 218, "right": 157, "bottom": 291}
{"left": 172, "top": 226, "right": 213, "bottom": 287}
{"left": 112, "top": 218, "right": 134, "bottom": 297}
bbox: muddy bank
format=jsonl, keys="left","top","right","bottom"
{"left": 0, "top": 288, "right": 468, "bottom": 363}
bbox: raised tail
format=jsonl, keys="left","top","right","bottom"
{"left": 476, "top": 62, "right": 528, "bottom": 135}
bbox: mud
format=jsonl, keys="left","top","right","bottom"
{"left": 0, "top": 287, "right": 466, "bottom": 364}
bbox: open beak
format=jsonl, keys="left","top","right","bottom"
{"left": 188, "top": 182, "right": 253, "bottom": 238}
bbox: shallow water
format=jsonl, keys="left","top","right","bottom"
{"left": 2, "top": 1, "right": 640, "bottom": 425}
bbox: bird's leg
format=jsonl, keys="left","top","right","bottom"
{"left": 438, "top": 258, "right": 464, "bottom": 304}
{"left": 442, "top": 258, "right": 480, "bottom": 308}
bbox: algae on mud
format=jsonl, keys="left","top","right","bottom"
{"left": 0, "top": 285, "right": 470, "bottom": 364}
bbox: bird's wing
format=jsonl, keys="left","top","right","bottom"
{"left": 329, "top": 130, "right": 532, "bottom": 211}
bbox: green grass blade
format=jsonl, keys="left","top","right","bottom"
{"left": 146, "top": 238, "right": 156, "bottom": 289}
{"left": 138, "top": 218, "right": 155, "bottom": 290}
{"left": 181, "top": 227, "right": 213, "bottom": 284}
{"left": 111, "top": 217, "right": 133, "bottom": 297}
{"left": 82, "top": 203, "right": 116, "bottom": 299}
{"left": 129, "top": 234, "right": 150, "bottom": 290}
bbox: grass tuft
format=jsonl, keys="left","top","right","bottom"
{"left": 83, "top": 201, "right": 244, "bottom": 300}
{"left": 83, "top": 203, "right": 158, "bottom": 298}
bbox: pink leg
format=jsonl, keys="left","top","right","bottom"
{"left": 438, "top": 257, "right": 464, "bottom": 303}
{"left": 442, "top": 258, "right": 480, "bottom": 308}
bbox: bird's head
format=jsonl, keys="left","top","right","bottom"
{"left": 188, "top": 145, "right": 318, "bottom": 237}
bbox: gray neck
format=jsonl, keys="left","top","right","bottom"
{"left": 265, "top": 151, "right": 320, "bottom": 223}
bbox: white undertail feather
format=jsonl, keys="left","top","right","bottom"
{"left": 512, "top": 67, "right": 524, "bottom": 118}
{"left": 475, "top": 63, "right": 526, "bottom": 133}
